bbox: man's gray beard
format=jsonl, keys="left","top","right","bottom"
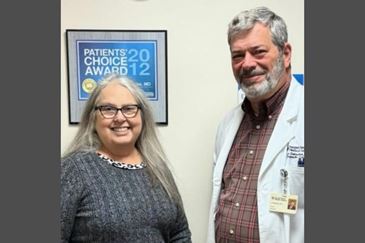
{"left": 239, "top": 55, "right": 285, "bottom": 99}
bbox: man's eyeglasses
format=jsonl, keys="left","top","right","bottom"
{"left": 95, "top": 104, "right": 141, "bottom": 119}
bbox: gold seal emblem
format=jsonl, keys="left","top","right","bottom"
{"left": 82, "top": 78, "right": 97, "bottom": 93}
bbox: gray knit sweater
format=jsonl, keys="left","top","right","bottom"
{"left": 61, "top": 151, "right": 192, "bottom": 243}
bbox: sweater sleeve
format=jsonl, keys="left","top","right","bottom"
{"left": 60, "top": 157, "right": 85, "bottom": 243}
{"left": 169, "top": 203, "right": 192, "bottom": 243}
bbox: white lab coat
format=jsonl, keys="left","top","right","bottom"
{"left": 207, "top": 77, "right": 304, "bottom": 243}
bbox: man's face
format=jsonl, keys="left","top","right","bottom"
{"left": 230, "top": 23, "right": 291, "bottom": 99}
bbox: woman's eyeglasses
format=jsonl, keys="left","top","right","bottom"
{"left": 95, "top": 104, "right": 141, "bottom": 119}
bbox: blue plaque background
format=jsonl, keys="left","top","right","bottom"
{"left": 77, "top": 41, "right": 157, "bottom": 100}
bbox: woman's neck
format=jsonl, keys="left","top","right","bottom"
{"left": 97, "top": 145, "right": 142, "bottom": 165}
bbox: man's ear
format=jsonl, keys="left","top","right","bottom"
{"left": 283, "top": 42, "right": 292, "bottom": 68}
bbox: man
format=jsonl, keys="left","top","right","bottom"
{"left": 207, "top": 6, "right": 304, "bottom": 243}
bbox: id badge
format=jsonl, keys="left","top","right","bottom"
{"left": 269, "top": 193, "right": 298, "bottom": 214}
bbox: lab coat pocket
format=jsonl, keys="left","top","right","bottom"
{"left": 287, "top": 166, "right": 304, "bottom": 209}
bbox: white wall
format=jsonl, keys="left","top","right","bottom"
{"left": 61, "top": 0, "right": 304, "bottom": 242}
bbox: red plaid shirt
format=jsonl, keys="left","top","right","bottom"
{"left": 215, "top": 80, "right": 290, "bottom": 243}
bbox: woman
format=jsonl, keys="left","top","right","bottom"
{"left": 61, "top": 73, "right": 191, "bottom": 242}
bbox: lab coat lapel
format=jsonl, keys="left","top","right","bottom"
{"left": 214, "top": 108, "right": 244, "bottom": 179}
{"left": 259, "top": 80, "right": 300, "bottom": 178}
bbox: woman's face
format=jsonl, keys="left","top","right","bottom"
{"left": 94, "top": 82, "right": 142, "bottom": 152}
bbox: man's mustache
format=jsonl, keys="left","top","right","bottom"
{"left": 239, "top": 68, "right": 266, "bottom": 79}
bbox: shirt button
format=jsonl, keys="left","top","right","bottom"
{"left": 256, "top": 124, "right": 261, "bottom": 129}
{"left": 235, "top": 202, "right": 240, "bottom": 207}
{"left": 249, "top": 150, "right": 254, "bottom": 155}
{"left": 268, "top": 115, "right": 273, "bottom": 119}
{"left": 242, "top": 176, "right": 248, "bottom": 181}
{"left": 229, "top": 229, "right": 234, "bottom": 235}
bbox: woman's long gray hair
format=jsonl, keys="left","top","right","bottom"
{"left": 227, "top": 6, "right": 288, "bottom": 52}
{"left": 63, "top": 73, "right": 183, "bottom": 205}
